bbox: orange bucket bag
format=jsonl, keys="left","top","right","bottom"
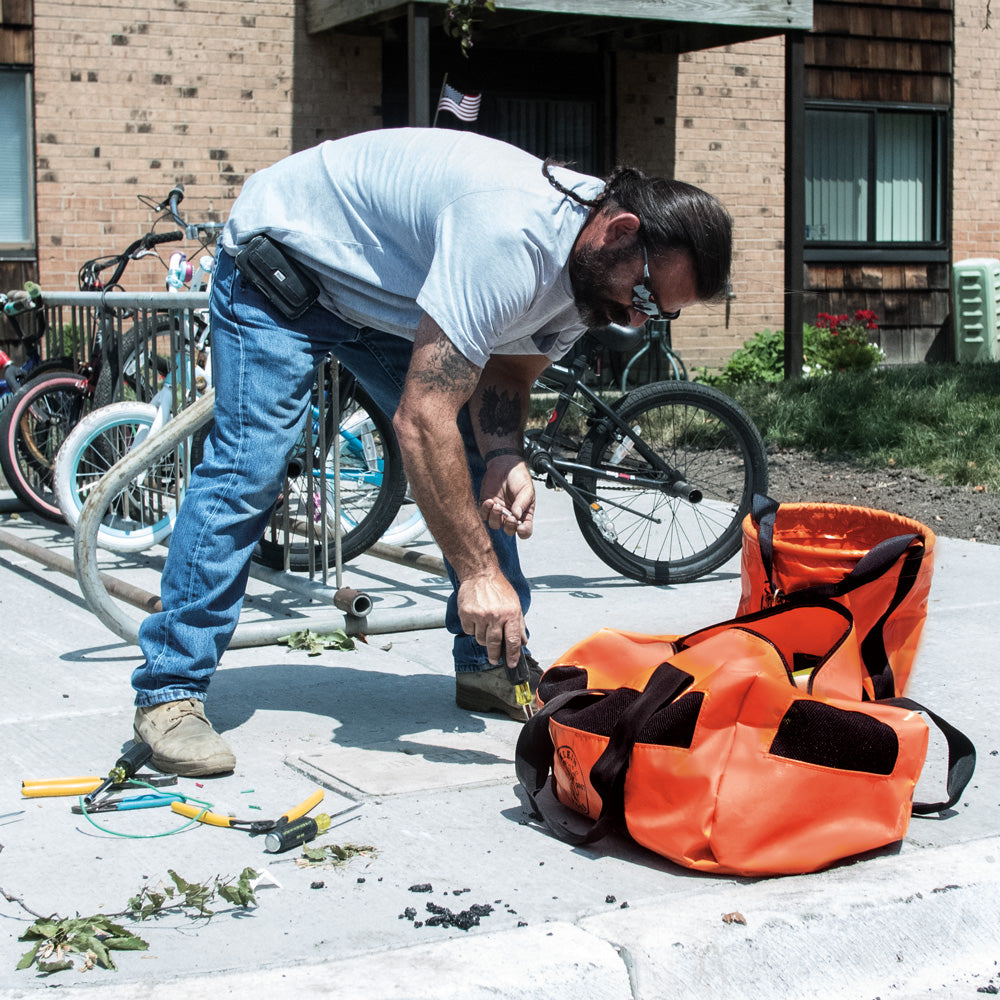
{"left": 739, "top": 495, "right": 935, "bottom": 699}
{"left": 515, "top": 601, "right": 975, "bottom": 877}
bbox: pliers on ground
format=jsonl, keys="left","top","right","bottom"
{"left": 171, "top": 788, "right": 326, "bottom": 834}
{"left": 71, "top": 791, "right": 185, "bottom": 814}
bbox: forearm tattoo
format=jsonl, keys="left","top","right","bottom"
{"left": 410, "top": 335, "right": 478, "bottom": 394}
{"left": 478, "top": 386, "right": 522, "bottom": 437}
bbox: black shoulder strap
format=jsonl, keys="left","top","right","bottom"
{"left": 888, "top": 697, "right": 977, "bottom": 814}
{"left": 515, "top": 663, "right": 693, "bottom": 847}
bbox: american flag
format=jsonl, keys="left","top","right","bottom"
{"left": 436, "top": 83, "right": 481, "bottom": 122}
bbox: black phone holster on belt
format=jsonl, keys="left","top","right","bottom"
{"left": 233, "top": 234, "right": 320, "bottom": 320}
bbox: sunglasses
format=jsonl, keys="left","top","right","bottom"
{"left": 632, "top": 245, "right": 681, "bottom": 322}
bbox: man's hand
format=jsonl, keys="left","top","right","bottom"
{"left": 457, "top": 573, "right": 528, "bottom": 666}
{"left": 479, "top": 453, "right": 535, "bottom": 538}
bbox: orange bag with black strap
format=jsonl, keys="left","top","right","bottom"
{"left": 515, "top": 601, "right": 975, "bottom": 877}
{"left": 739, "top": 495, "right": 935, "bottom": 699}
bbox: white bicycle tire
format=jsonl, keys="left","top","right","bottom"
{"left": 54, "top": 400, "right": 178, "bottom": 553}
{"left": 329, "top": 413, "right": 426, "bottom": 547}
{"left": 379, "top": 495, "right": 427, "bottom": 546}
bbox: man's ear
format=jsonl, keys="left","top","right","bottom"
{"left": 601, "top": 211, "right": 641, "bottom": 249}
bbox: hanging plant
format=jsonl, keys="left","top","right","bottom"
{"left": 444, "top": 1, "right": 496, "bottom": 58}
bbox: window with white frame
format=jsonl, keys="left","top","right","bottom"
{"left": 0, "top": 69, "right": 34, "bottom": 251}
{"left": 804, "top": 104, "right": 946, "bottom": 250}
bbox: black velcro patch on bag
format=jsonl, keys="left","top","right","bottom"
{"left": 538, "top": 665, "right": 589, "bottom": 703}
{"left": 553, "top": 688, "right": 641, "bottom": 738}
{"left": 638, "top": 692, "right": 704, "bottom": 749}
{"left": 770, "top": 700, "right": 899, "bottom": 774}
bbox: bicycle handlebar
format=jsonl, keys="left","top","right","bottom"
{"left": 79, "top": 229, "right": 184, "bottom": 290}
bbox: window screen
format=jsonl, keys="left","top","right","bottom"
{"left": 0, "top": 71, "right": 34, "bottom": 248}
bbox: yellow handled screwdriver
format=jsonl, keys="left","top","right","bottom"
{"left": 501, "top": 650, "right": 534, "bottom": 719}
{"left": 83, "top": 742, "right": 153, "bottom": 806}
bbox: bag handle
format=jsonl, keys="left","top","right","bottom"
{"left": 515, "top": 687, "right": 616, "bottom": 846}
{"left": 515, "top": 663, "right": 693, "bottom": 846}
{"left": 887, "top": 697, "right": 977, "bottom": 814}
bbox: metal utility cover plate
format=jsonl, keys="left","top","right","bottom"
{"left": 287, "top": 731, "right": 517, "bottom": 797}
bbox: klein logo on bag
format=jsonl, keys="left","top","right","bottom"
{"left": 556, "top": 745, "right": 589, "bottom": 814}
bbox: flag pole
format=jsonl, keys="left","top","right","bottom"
{"left": 432, "top": 72, "right": 448, "bottom": 128}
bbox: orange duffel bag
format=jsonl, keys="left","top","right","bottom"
{"left": 739, "top": 495, "right": 935, "bottom": 698}
{"left": 515, "top": 601, "right": 974, "bottom": 877}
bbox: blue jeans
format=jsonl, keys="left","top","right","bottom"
{"left": 133, "top": 251, "right": 531, "bottom": 705}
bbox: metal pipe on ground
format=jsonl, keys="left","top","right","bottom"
{"left": 0, "top": 527, "right": 162, "bottom": 614}
{"left": 365, "top": 542, "right": 446, "bottom": 578}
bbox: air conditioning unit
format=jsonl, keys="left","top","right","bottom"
{"left": 953, "top": 258, "right": 1000, "bottom": 363}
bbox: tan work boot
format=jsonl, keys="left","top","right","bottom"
{"left": 134, "top": 698, "right": 236, "bottom": 777}
{"left": 455, "top": 656, "right": 543, "bottom": 722}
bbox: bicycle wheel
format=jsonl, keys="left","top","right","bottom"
{"left": 572, "top": 381, "right": 768, "bottom": 584}
{"left": 53, "top": 400, "right": 182, "bottom": 552}
{"left": 96, "top": 316, "right": 175, "bottom": 405}
{"left": 254, "top": 379, "right": 407, "bottom": 569}
{"left": 0, "top": 370, "right": 91, "bottom": 521}
{"left": 380, "top": 490, "right": 427, "bottom": 546}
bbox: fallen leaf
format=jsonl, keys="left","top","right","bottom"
{"left": 722, "top": 911, "right": 746, "bottom": 925}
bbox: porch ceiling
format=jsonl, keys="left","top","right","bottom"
{"left": 307, "top": 1, "right": 813, "bottom": 48}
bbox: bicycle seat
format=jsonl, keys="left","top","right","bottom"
{"left": 587, "top": 323, "right": 647, "bottom": 352}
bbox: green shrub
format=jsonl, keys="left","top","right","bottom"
{"left": 700, "top": 310, "right": 885, "bottom": 385}
{"left": 805, "top": 311, "right": 885, "bottom": 376}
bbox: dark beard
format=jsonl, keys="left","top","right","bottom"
{"left": 569, "top": 243, "right": 640, "bottom": 329}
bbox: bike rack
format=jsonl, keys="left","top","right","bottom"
{"left": 73, "top": 388, "right": 448, "bottom": 647}
{"left": 22, "top": 290, "right": 446, "bottom": 648}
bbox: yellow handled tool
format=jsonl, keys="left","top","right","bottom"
{"left": 172, "top": 789, "right": 325, "bottom": 834}
{"left": 22, "top": 777, "right": 103, "bottom": 799}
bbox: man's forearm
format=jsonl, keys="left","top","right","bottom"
{"left": 395, "top": 411, "right": 500, "bottom": 583}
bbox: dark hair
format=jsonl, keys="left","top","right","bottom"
{"left": 543, "top": 160, "right": 733, "bottom": 302}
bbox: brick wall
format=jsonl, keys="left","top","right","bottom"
{"left": 32, "top": 0, "right": 380, "bottom": 292}
{"left": 952, "top": 0, "right": 1000, "bottom": 261}
{"left": 672, "top": 37, "right": 787, "bottom": 372}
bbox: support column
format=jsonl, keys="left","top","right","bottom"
{"left": 784, "top": 30, "right": 806, "bottom": 380}
{"left": 408, "top": 3, "right": 430, "bottom": 127}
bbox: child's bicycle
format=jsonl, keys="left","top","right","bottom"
{"left": 524, "top": 326, "right": 768, "bottom": 583}
{"left": 56, "top": 348, "right": 418, "bottom": 561}
{"left": 0, "top": 186, "right": 219, "bottom": 521}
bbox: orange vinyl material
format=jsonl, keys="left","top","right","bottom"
{"left": 739, "top": 503, "right": 935, "bottom": 697}
{"left": 541, "top": 603, "right": 930, "bottom": 876}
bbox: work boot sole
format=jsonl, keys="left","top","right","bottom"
{"left": 133, "top": 727, "right": 236, "bottom": 778}
{"left": 455, "top": 688, "right": 534, "bottom": 723}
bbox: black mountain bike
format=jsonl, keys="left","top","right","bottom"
{"left": 525, "top": 326, "right": 768, "bottom": 584}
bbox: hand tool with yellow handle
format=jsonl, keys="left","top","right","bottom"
{"left": 172, "top": 789, "right": 325, "bottom": 834}
{"left": 264, "top": 813, "right": 331, "bottom": 853}
{"left": 21, "top": 774, "right": 176, "bottom": 799}
{"left": 501, "top": 650, "right": 535, "bottom": 720}
{"left": 83, "top": 742, "right": 154, "bottom": 806}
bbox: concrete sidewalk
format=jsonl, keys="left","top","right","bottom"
{"left": 0, "top": 485, "right": 997, "bottom": 999}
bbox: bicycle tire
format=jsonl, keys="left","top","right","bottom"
{"left": 380, "top": 491, "right": 427, "bottom": 546}
{"left": 0, "top": 370, "right": 92, "bottom": 521}
{"left": 572, "top": 381, "right": 768, "bottom": 584}
{"left": 96, "top": 316, "right": 175, "bottom": 405}
{"left": 254, "top": 379, "right": 407, "bottom": 569}
{"left": 53, "top": 400, "right": 182, "bottom": 552}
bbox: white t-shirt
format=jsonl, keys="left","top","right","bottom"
{"left": 222, "top": 128, "right": 602, "bottom": 367}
